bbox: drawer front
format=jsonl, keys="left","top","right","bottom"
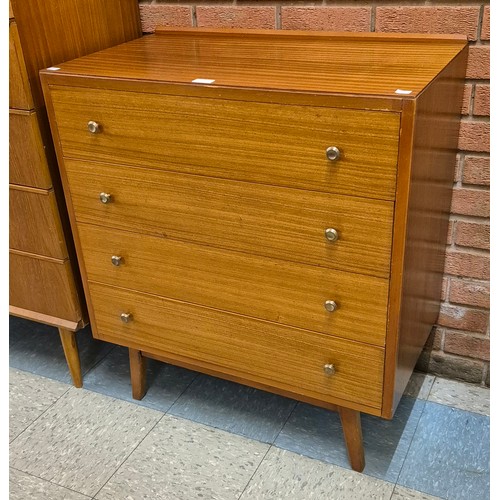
{"left": 89, "top": 281, "right": 384, "bottom": 410}
{"left": 9, "top": 21, "right": 33, "bottom": 109}
{"left": 9, "top": 252, "right": 81, "bottom": 322}
{"left": 10, "top": 186, "right": 68, "bottom": 259}
{"left": 9, "top": 1, "right": 13, "bottom": 19}
{"left": 66, "top": 160, "right": 394, "bottom": 277}
{"left": 78, "top": 223, "right": 389, "bottom": 345}
{"left": 10, "top": 111, "right": 53, "bottom": 189}
{"left": 50, "top": 86, "right": 400, "bottom": 200}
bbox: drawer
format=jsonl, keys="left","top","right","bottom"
{"left": 78, "top": 223, "right": 389, "bottom": 345}
{"left": 10, "top": 110, "right": 53, "bottom": 189}
{"left": 9, "top": 21, "right": 33, "bottom": 109}
{"left": 66, "top": 160, "right": 394, "bottom": 277}
{"left": 89, "top": 281, "right": 384, "bottom": 410}
{"left": 10, "top": 185, "right": 68, "bottom": 259}
{"left": 9, "top": 251, "right": 81, "bottom": 322}
{"left": 9, "top": 1, "right": 13, "bottom": 19}
{"left": 49, "top": 86, "right": 400, "bottom": 200}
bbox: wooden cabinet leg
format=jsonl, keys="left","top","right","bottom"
{"left": 129, "top": 348, "right": 147, "bottom": 400}
{"left": 339, "top": 407, "right": 365, "bottom": 472}
{"left": 58, "top": 327, "right": 82, "bottom": 388}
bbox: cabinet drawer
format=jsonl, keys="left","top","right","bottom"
{"left": 50, "top": 86, "right": 400, "bottom": 200}
{"left": 78, "top": 223, "right": 389, "bottom": 345}
{"left": 10, "top": 110, "right": 53, "bottom": 189}
{"left": 9, "top": 1, "right": 13, "bottom": 19}
{"left": 9, "top": 252, "right": 81, "bottom": 322}
{"left": 9, "top": 21, "right": 33, "bottom": 109}
{"left": 9, "top": 186, "right": 68, "bottom": 259}
{"left": 89, "top": 281, "right": 384, "bottom": 410}
{"left": 66, "top": 160, "right": 394, "bottom": 277}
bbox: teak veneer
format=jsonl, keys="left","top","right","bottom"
{"left": 41, "top": 28, "right": 467, "bottom": 470}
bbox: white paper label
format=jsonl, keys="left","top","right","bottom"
{"left": 47, "top": 67, "right": 60, "bottom": 71}
{"left": 191, "top": 78, "right": 215, "bottom": 84}
{"left": 395, "top": 89, "right": 412, "bottom": 95}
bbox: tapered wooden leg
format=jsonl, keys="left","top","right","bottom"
{"left": 339, "top": 407, "right": 365, "bottom": 472}
{"left": 129, "top": 348, "right": 147, "bottom": 400}
{"left": 58, "top": 327, "right": 82, "bottom": 388}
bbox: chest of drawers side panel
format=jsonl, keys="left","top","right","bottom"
{"left": 382, "top": 47, "right": 468, "bottom": 418}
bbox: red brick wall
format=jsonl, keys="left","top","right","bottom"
{"left": 138, "top": 1, "right": 490, "bottom": 386}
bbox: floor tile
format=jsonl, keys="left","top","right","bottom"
{"left": 275, "top": 397, "right": 425, "bottom": 483}
{"left": 83, "top": 345, "right": 197, "bottom": 412}
{"left": 391, "top": 485, "right": 443, "bottom": 500}
{"left": 398, "top": 401, "right": 489, "bottom": 500}
{"left": 9, "top": 368, "right": 69, "bottom": 442}
{"left": 9, "top": 316, "right": 114, "bottom": 385}
{"left": 428, "top": 377, "right": 489, "bottom": 416}
{"left": 9, "top": 468, "right": 91, "bottom": 500}
{"left": 169, "top": 374, "right": 297, "bottom": 443}
{"left": 404, "top": 372, "right": 435, "bottom": 400}
{"left": 9, "top": 388, "right": 163, "bottom": 497}
{"left": 96, "top": 414, "right": 269, "bottom": 500}
{"left": 240, "top": 447, "right": 394, "bottom": 500}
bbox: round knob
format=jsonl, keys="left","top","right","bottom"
{"left": 120, "top": 312, "right": 132, "bottom": 323}
{"left": 87, "top": 121, "right": 101, "bottom": 134}
{"left": 323, "top": 363, "right": 336, "bottom": 376}
{"left": 325, "top": 228, "right": 339, "bottom": 242}
{"left": 111, "top": 255, "right": 123, "bottom": 267}
{"left": 326, "top": 146, "right": 341, "bottom": 161}
{"left": 324, "top": 300, "right": 338, "bottom": 312}
{"left": 99, "top": 192, "right": 112, "bottom": 204}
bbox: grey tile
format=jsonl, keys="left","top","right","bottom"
{"left": 391, "top": 485, "right": 443, "bottom": 500}
{"left": 428, "top": 377, "right": 489, "bottom": 416}
{"left": 404, "top": 372, "right": 435, "bottom": 400}
{"left": 240, "top": 447, "right": 394, "bottom": 500}
{"left": 169, "top": 374, "right": 297, "bottom": 443}
{"left": 9, "top": 468, "right": 91, "bottom": 500}
{"left": 9, "top": 388, "right": 163, "bottom": 497}
{"left": 9, "top": 368, "right": 69, "bottom": 442}
{"left": 398, "top": 401, "right": 489, "bottom": 500}
{"left": 96, "top": 414, "right": 269, "bottom": 500}
{"left": 275, "top": 397, "right": 425, "bottom": 483}
{"left": 9, "top": 317, "right": 114, "bottom": 384}
{"left": 83, "top": 345, "right": 197, "bottom": 412}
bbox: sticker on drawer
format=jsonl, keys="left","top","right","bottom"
{"left": 192, "top": 78, "right": 215, "bottom": 84}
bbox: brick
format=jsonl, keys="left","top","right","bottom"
{"left": 466, "top": 46, "right": 490, "bottom": 79}
{"left": 375, "top": 6, "right": 480, "bottom": 40}
{"left": 454, "top": 154, "right": 461, "bottom": 183}
{"left": 139, "top": 5, "right": 192, "bottom": 33}
{"left": 461, "top": 84, "right": 472, "bottom": 115}
{"left": 485, "top": 363, "right": 490, "bottom": 387}
{"left": 447, "top": 221, "right": 454, "bottom": 245}
{"left": 449, "top": 278, "right": 490, "bottom": 308}
{"left": 463, "top": 156, "right": 489, "bottom": 186}
{"left": 196, "top": 6, "right": 275, "bottom": 29}
{"left": 441, "top": 277, "right": 449, "bottom": 301}
{"left": 281, "top": 7, "right": 370, "bottom": 32}
{"left": 455, "top": 221, "right": 489, "bottom": 250}
{"left": 481, "top": 6, "right": 490, "bottom": 40}
{"left": 438, "top": 304, "right": 489, "bottom": 333}
{"left": 458, "top": 120, "right": 490, "bottom": 153}
{"left": 444, "top": 331, "right": 490, "bottom": 361}
{"left": 416, "top": 351, "right": 484, "bottom": 384}
{"left": 425, "top": 326, "right": 444, "bottom": 351}
{"left": 474, "top": 84, "right": 490, "bottom": 116}
{"left": 444, "top": 250, "right": 489, "bottom": 280}
{"left": 450, "top": 187, "right": 489, "bottom": 217}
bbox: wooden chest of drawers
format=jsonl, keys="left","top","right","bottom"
{"left": 41, "top": 28, "right": 467, "bottom": 470}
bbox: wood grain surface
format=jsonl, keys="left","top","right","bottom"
{"left": 9, "top": 21, "right": 33, "bottom": 110}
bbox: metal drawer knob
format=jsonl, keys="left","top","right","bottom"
{"left": 324, "top": 300, "right": 338, "bottom": 312}
{"left": 87, "top": 120, "right": 101, "bottom": 134}
{"left": 111, "top": 255, "right": 123, "bottom": 267}
{"left": 325, "top": 228, "right": 339, "bottom": 242}
{"left": 326, "top": 146, "right": 341, "bottom": 161}
{"left": 120, "top": 312, "right": 132, "bottom": 323}
{"left": 99, "top": 192, "right": 112, "bottom": 204}
{"left": 323, "top": 363, "right": 336, "bottom": 376}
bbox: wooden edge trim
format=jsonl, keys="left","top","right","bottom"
{"left": 154, "top": 27, "right": 467, "bottom": 44}
{"left": 381, "top": 99, "right": 416, "bottom": 419}
{"left": 9, "top": 306, "right": 86, "bottom": 331}
{"left": 9, "top": 108, "right": 35, "bottom": 116}
{"left": 9, "top": 183, "right": 52, "bottom": 195}
{"left": 9, "top": 248, "right": 67, "bottom": 264}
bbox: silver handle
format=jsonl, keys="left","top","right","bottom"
{"left": 326, "top": 146, "right": 341, "bottom": 161}
{"left": 87, "top": 120, "right": 101, "bottom": 134}
{"left": 111, "top": 255, "right": 123, "bottom": 267}
{"left": 324, "top": 300, "right": 338, "bottom": 312}
{"left": 323, "top": 363, "right": 336, "bottom": 376}
{"left": 120, "top": 313, "right": 132, "bottom": 323}
{"left": 325, "top": 228, "right": 339, "bottom": 242}
{"left": 99, "top": 192, "right": 112, "bottom": 204}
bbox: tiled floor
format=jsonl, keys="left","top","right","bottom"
{"left": 9, "top": 317, "right": 490, "bottom": 500}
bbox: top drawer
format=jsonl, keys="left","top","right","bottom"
{"left": 9, "top": 21, "right": 34, "bottom": 110}
{"left": 48, "top": 86, "right": 400, "bottom": 200}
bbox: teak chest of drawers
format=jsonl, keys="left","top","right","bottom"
{"left": 41, "top": 28, "right": 467, "bottom": 471}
